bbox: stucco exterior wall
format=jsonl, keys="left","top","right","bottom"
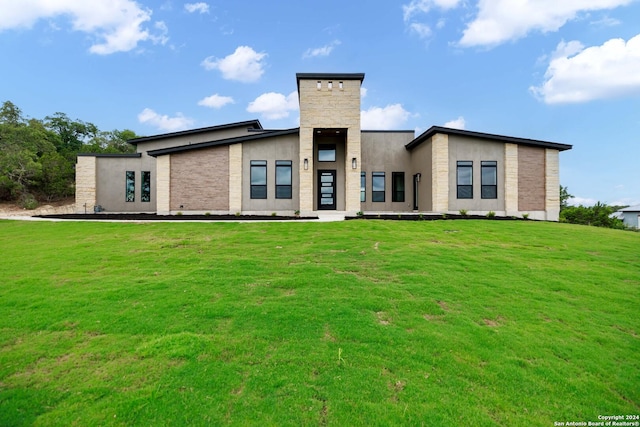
{"left": 447, "top": 135, "right": 505, "bottom": 213}
{"left": 94, "top": 155, "right": 156, "bottom": 212}
{"left": 298, "top": 77, "right": 361, "bottom": 213}
{"left": 360, "top": 131, "right": 414, "bottom": 212}
{"left": 408, "top": 137, "right": 433, "bottom": 212}
{"left": 170, "top": 146, "right": 229, "bottom": 211}
{"left": 242, "top": 134, "right": 300, "bottom": 212}
{"left": 133, "top": 125, "right": 261, "bottom": 153}
{"left": 518, "top": 145, "right": 546, "bottom": 212}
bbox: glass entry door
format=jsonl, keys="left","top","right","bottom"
{"left": 318, "top": 170, "right": 336, "bottom": 210}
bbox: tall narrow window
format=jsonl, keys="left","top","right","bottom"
{"left": 457, "top": 161, "right": 473, "bottom": 199}
{"left": 372, "top": 172, "right": 385, "bottom": 202}
{"left": 392, "top": 172, "right": 405, "bottom": 202}
{"left": 360, "top": 172, "right": 366, "bottom": 202}
{"left": 141, "top": 171, "right": 151, "bottom": 202}
{"left": 275, "top": 160, "right": 292, "bottom": 199}
{"left": 125, "top": 171, "right": 135, "bottom": 202}
{"left": 481, "top": 161, "right": 497, "bottom": 199}
{"left": 250, "top": 160, "right": 267, "bottom": 199}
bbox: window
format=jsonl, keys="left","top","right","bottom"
{"left": 392, "top": 172, "right": 405, "bottom": 202}
{"left": 275, "top": 160, "right": 292, "bottom": 199}
{"left": 457, "top": 161, "right": 473, "bottom": 199}
{"left": 372, "top": 172, "right": 385, "bottom": 202}
{"left": 125, "top": 171, "right": 135, "bottom": 202}
{"left": 360, "top": 172, "right": 366, "bottom": 202}
{"left": 318, "top": 144, "right": 336, "bottom": 162}
{"left": 481, "top": 161, "right": 497, "bottom": 199}
{"left": 250, "top": 160, "right": 267, "bottom": 199}
{"left": 328, "top": 81, "right": 333, "bottom": 90}
{"left": 141, "top": 171, "right": 151, "bottom": 202}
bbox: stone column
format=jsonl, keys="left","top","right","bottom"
{"left": 228, "top": 144, "right": 243, "bottom": 213}
{"left": 504, "top": 143, "right": 519, "bottom": 216}
{"left": 156, "top": 155, "right": 171, "bottom": 215}
{"left": 75, "top": 155, "right": 96, "bottom": 213}
{"left": 545, "top": 149, "right": 560, "bottom": 221}
{"left": 431, "top": 134, "right": 449, "bottom": 212}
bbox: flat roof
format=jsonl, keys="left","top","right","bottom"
{"left": 128, "top": 120, "right": 263, "bottom": 145}
{"left": 406, "top": 126, "right": 572, "bottom": 152}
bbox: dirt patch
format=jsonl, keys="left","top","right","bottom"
{"left": 0, "top": 199, "right": 75, "bottom": 217}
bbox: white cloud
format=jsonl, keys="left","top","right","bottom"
{"left": 459, "top": 0, "right": 633, "bottom": 48}
{"left": 530, "top": 34, "right": 640, "bottom": 104}
{"left": 568, "top": 196, "right": 597, "bottom": 206}
{"left": 402, "top": 0, "right": 462, "bottom": 22}
{"left": 184, "top": 2, "right": 209, "bottom": 14}
{"left": 361, "top": 104, "right": 411, "bottom": 130}
{"left": 360, "top": 87, "right": 368, "bottom": 98}
{"left": 303, "top": 40, "right": 341, "bottom": 59}
{"left": 247, "top": 91, "right": 298, "bottom": 120}
{"left": 197, "top": 94, "right": 234, "bottom": 109}
{"left": 444, "top": 116, "right": 466, "bottom": 129}
{"left": 409, "top": 23, "right": 432, "bottom": 39}
{"left": 201, "top": 46, "right": 267, "bottom": 83}
{"left": 138, "top": 108, "right": 194, "bottom": 132}
{"left": 0, "top": 0, "right": 167, "bottom": 54}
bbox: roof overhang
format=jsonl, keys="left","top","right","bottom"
{"left": 405, "top": 126, "right": 572, "bottom": 152}
{"left": 296, "top": 73, "right": 365, "bottom": 93}
{"left": 128, "top": 120, "right": 263, "bottom": 145}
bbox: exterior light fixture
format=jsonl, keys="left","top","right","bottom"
{"left": 304, "top": 158, "right": 309, "bottom": 170}
{"left": 352, "top": 157, "right": 357, "bottom": 169}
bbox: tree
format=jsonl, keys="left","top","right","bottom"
{"left": 560, "top": 202, "right": 626, "bottom": 229}
{"left": 560, "top": 185, "right": 573, "bottom": 211}
{"left": 44, "top": 112, "right": 98, "bottom": 156}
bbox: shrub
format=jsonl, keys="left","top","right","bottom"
{"left": 20, "top": 194, "right": 38, "bottom": 210}
{"left": 294, "top": 210, "right": 300, "bottom": 217}
{"left": 486, "top": 211, "right": 496, "bottom": 218}
{"left": 176, "top": 211, "right": 183, "bottom": 216}
{"left": 459, "top": 209, "right": 468, "bottom": 217}
{"left": 522, "top": 213, "right": 530, "bottom": 220}
{"left": 356, "top": 211, "right": 364, "bottom": 217}
{"left": 204, "top": 212, "right": 211, "bottom": 216}
{"left": 271, "top": 212, "right": 277, "bottom": 217}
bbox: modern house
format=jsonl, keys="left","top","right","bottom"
{"left": 612, "top": 205, "right": 640, "bottom": 228}
{"left": 76, "top": 72, "right": 572, "bottom": 220}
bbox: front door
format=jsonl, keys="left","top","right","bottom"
{"left": 413, "top": 174, "right": 420, "bottom": 210}
{"left": 318, "top": 170, "right": 336, "bottom": 210}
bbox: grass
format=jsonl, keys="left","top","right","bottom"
{"left": 0, "top": 219, "right": 638, "bottom": 426}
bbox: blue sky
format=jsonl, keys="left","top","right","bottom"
{"left": 1, "top": 0, "right": 639, "bottom": 206}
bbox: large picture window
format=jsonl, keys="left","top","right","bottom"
{"left": 141, "top": 171, "right": 151, "bottom": 202}
{"left": 372, "top": 172, "right": 385, "bottom": 202}
{"left": 318, "top": 144, "right": 336, "bottom": 162}
{"left": 125, "top": 171, "right": 135, "bottom": 202}
{"left": 360, "top": 172, "right": 366, "bottom": 202}
{"left": 275, "top": 160, "right": 292, "bottom": 199}
{"left": 392, "top": 172, "right": 405, "bottom": 202}
{"left": 481, "top": 161, "right": 497, "bottom": 199}
{"left": 457, "top": 161, "right": 473, "bottom": 199}
{"left": 250, "top": 160, "right": 267, "bottom": 199}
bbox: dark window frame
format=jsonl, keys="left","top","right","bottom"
{"left": 372, "top": 171, "right": 385, "bottom": 202}
{"left": 125, "top": 171, "right": 135, "bottom": 202}
{"left": 275, "top": 160, "right": 292, "bottom": 199}
{"left": 360, "top": 171, "right": 366, "bottom": 202}
{"left": 141, "top": 171, "right": 151, "bottom": 202}
{"left": 318, "top": 144, "right": 336, "bottom": 162}
{"left": 250, "top": 160, "right": 267, "bottom": 199}
{"left": 481, "top": 161, "right": 498, "bottom": 199}
{"left": 457, "top": 161, "right": 473, "bottom": 199}
{"left": 392, "top": 172, "right": 405, "bottom": 202}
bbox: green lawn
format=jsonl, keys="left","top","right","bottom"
{"left": 0, "top": 219, "right": 638, "bottom": 426}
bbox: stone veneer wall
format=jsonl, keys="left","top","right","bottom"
{"left": 156, "top": 155, "right": 170, "bottom": 215}
{"left": 517, "top": 146, "right": 545, "bottom": 211}
{"left": 431, "top": 134, "right": 449, "bottom": 212}
{"left": 228, "top": 144, "right": 242, "bottom": 212}
{"left": 75, "top": 156, "right": 96, "bottom": 213}
{"left": 545, "top": 149, "right": 560, "bottom": 221}
{"left": 298, "top": 77, "right": 362, "bottom": 213}
{"left": 170, "top": 146, "right": 229, "bottom": 211}
{"left": 504, "top": 143, "right": 519, "bottom": 216}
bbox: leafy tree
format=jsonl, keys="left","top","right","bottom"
{"left": 560, "top": 202, "right": 626, "bottom": 229}
{"left": 560, "top": 185, "right": 573, "bottom": 211}
{"left": 83, "top": 129, "right": 137, "bottom": 154}
{"left": 44, "top": 112, "right": 98, "bottom": 156}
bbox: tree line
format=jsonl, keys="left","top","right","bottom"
{"left": 0, "top": 100, "right": 138, "bottom": 208}
{"left": 559, "top": 185, "right": 628, "bottom": 230}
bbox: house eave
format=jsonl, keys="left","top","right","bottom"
{"left": 128, "top": 120, "right": 263, "bottom": 145}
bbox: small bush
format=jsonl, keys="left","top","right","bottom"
{"left": 204, "top": 212, "right": 211, "bottom": 216}
{"left": 235, "top": 212, "right": 241, "bottom": 217}
{"left": 271, "top": 212, "right": 277, "bottom": 217}
{"left": 176, "top": 211, "right": 183, "bottom": 216}
{"left": 522, "top": 213, "right": 530, "bottom": 220}
{"left": 20, "top": 194, "right": 38, "bottom": 210}
{"left": 441, "top": 213, "right": 447, "bottom": 219}
{"left": 486, "top": 211, "right": 496, "bottom": 218}
{"left": 419, "top": 213, "right": 424, "bottom": 220}
{"left": 356, "top": 211, "right": 364, "bottom": 217}
{"left": 459, "top": 209, "right": 468, "bottom": 217}
{"left": 294, "top": 210, "right": 300, "bottom": 216}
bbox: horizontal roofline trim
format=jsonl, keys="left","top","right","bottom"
{"left": 77, "top": 153, "right": 142, "bottom": 158}
{"left": 296, "top": 73, "right": 365, "bottom": 82}
{"left": 362, "top": 129, "right": 415, "bottom": 134}
{"left": 405, "top": 126, "right": 572, "bottom": 151}
{"left": 147, "top": 128, "right": 300, "bottom": 157}
{"left": 128, "top": 120, "right": 263, "bottom": 145}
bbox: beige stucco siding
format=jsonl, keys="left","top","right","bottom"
{"left": 360, "top": 131, "right": 414, "bottom": 212}
{"left": 94, "top": 155, "right": 156, "bottom": 212}
{"left": 242, "top": 134, "right": 300, "bottom": 212}
{"left": 170, "top": 146, "right": 229, "bottom": 211}
{"left": 408, "top": 138, "right": 433, "bottom": 212}
{"left": 518, "top": 146, "right": 545, "bottom": 211}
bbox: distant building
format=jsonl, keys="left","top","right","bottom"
{"left": 613, "top": 205, "right": 640, "bottom": 228}
{"left": 76, "top": 73, "right": 572, "bottom": 220}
